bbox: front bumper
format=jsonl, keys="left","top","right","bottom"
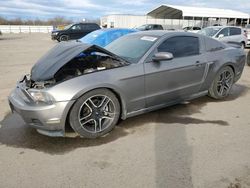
{"left": 8, "top": 87, "right": 74, "bottom": 137}
{"left": 51, "top": 34, "right": 58, "bottom": 40}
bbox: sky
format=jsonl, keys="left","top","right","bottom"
{"left": 0, "top": 0, "right": 250, "bottom": 20}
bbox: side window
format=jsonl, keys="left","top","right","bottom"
{"left": 230, "top": 27, "right": 241, "bottom": 36}
{"left": 71, "top": 24, "right": 81, "bottom": 30}
{"left": 147, "top": 25, "right": 153, "bottom": 30}
{"left": 193, "top": 27, "right": 200, "bottom": 30}
{"left": 86, "top": 24, "right": 99, "bottom": 30}
{"left": 158, "top": 36, "right": 200, "bottom": 58}
{"left": 153, "top": 25, "right": 161, "bottom": 30}
{"left": 217, "top": 28, "right": 229, "bottom": 37}
{"left": 158, "top": 25, "right": 163, "bottom": 30}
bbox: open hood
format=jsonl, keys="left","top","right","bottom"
{"left": 31, "top": 41, "right": 121, "bottom": 82}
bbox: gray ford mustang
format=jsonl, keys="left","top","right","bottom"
{"left": 8, "top": 31, "right": 245, "bottom": 138}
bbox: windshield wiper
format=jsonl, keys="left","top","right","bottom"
{"left": 94, "top": 52, "right": 131, "bottom": 64}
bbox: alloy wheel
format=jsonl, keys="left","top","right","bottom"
{"left": 216, "top": 70, "right": 234, "bottom": 97}
{"left": 78, "top": 95, "right": 116, "bottom": 133}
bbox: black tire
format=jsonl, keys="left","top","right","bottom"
{"left": 69, "top": 89, "right": 120, "bottom": 138}
{"left": 241, "top": 42, "right": 245, "bottom": 49}
{"left": 59, "top": 35, "right": 69, "bottom": 42}
{"left": 208, "top": 66, "right": 235, "bottom": 99}
{"left": 247, "top": 51, "right": 250, "bottom": 66}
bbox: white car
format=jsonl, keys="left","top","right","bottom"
{"left": 183, "top": 26, "right": 201, "bottom": 33}
{"left": 198, "top": 26, "right": 247, "bottom": 48}
{"left": 245, "top": 24, "right": 250, "bottom": 47}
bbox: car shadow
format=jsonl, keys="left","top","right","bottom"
{"left": 0, "top": 36, "right": 24, "bottom": 41}
{"left": 154, "top": 109, "right": 194, "bottom": 188}
{"left": 154, "top": 84, "right": 249, "bottom": 188}
{"left": 0, "top": 84, "right": 248, "bottom": 155}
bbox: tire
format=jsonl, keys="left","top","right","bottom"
{"left": 241, "top": 42, "right": 245, "bottom": 49}
{"left": 247, "top": 51, "right": 250, "bottom": 66}
{"left": 69, "top": 89, "right": 120, "bottom": 138}
{"left": 208, "top": 66, "right": 235, "bottom": 99}
{"left": 59, "top": 35, "right": 69, "bottom": 42}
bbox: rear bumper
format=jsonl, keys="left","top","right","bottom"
{"left": 246, "top": 40, "right": 250, "bottom": 47}
{"left": 8, "top": 87, "right": 75, "bottom": 137}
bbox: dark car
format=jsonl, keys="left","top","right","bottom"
{"left": 136, "top": 24, "right": 163, "bottom": 31}
{"left": 51, "top": 23, "right": 100, "bottom": 42}
{"left": 9, "top": 31, "right": 245, "bottom": 138}
{"left": 183, "top": 26, "right": 201, "bottom": 33}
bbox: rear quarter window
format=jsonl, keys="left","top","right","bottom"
{"left": 205, "top": 37, "right": 225, "bottom": 52}
{"left": 83, "top": 24, "right": 100, "bottom": 30}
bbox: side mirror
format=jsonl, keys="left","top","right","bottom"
{"left": 152, "top": 52, "right": 173, "bottom": 62}
{"left": 218, "top": 34, "right": 224, "bottom": 39}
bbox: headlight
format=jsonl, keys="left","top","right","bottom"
{"left": 52, "top": 32, "right": 58, "bottom": 35}
{"left": 28, "top": 89, "right": 55, "bottom": 104}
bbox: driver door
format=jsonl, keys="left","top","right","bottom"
{"left": 144, "top": 36, "right": 207, "bottom": 107}
{"left": 69, "top": 24, "right": 82, "bottom": 39}
{"left": 216, "top": 27, "right": 230, "bottom": 42}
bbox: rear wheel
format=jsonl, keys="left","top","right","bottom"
{"left": 208, "top": 66, "right": 234, "bottom": 99}
{"left": 69, "top": 89, "right": 120, "bottom": 138}
{"left": 247, "top": 51, "right": 250, "bottom": 66}
{"left": 241, "top": 42, "right": 245, "bottom": 49}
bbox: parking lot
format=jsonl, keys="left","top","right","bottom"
{"left": 0, "top": 33, "right": 250, "bottom": 188}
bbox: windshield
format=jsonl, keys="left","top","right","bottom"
{"left": 198, "top": 27, "right": 222, "bottom": 37}
{"left": 105, "top": 34, "right": 158, "bottom": 63}
{"left": 64, "top": 24, "right": 74, "bottom": 30}
{"left": 79, "top": 30, "right": 104, "bottom": 44}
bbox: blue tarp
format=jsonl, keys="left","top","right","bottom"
{"left": 79, "top": 28, "right": 137, "bottom": 47}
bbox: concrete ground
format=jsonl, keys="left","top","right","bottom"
{"left": 0, "top": 33, "right": 250, "bottom": 188}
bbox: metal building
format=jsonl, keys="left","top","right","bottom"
{"left": 100, "top": 4, "right": 250, "bottom": 29}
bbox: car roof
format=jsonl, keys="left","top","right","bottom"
{"left": 128, "top": 30, "right": 200, "bottom": 37}
{"left": 73, "top": 22, "right": 99, "bottom": 25}
{"left": 98, "top": 28, "right": 137, "bottom": 32}
{"left": 206, "top": 26, "right": 242, "bottom": 29}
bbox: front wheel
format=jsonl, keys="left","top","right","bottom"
{"left": 69, "top": 89, "right": 120, "bottom": 138}
{"left": 59, "top": 35, "right": 69, "bottom": 42}
{"left": 208, "top": 66, "right": 235, "bottom": 99}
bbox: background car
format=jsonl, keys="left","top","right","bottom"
{"left": 79, "top": 28, "right": 137, "bottom": 47}
{"left": 245, "top": 24, "right": 250, "bottom": 47}
{"left": 198, "top": 26, "right": 247, "bottom": 48}
{"left": 136, "top": 24, "right": 163, "bottom": 31}
{"left": 183, "top": 26, "right": 201, "bottom": 33}
{"left": 51, "top": 23, "right": 100, "bottom": 42}
{"left": 9, "top": 31, "right": 245, "bottom": 138}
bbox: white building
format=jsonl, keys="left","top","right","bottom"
{"left": 100, "top": 4, "right": 250, "bottom": 29}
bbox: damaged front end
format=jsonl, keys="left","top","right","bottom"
{"left": 29, "top": 41, "right": 129, "bottom": 89}
{"left": 8, "top": 41, "right": 130, "bottom": 136}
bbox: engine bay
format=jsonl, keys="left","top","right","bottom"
{"left": 29, "top": 48, "right": 129, "bottom": 88}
